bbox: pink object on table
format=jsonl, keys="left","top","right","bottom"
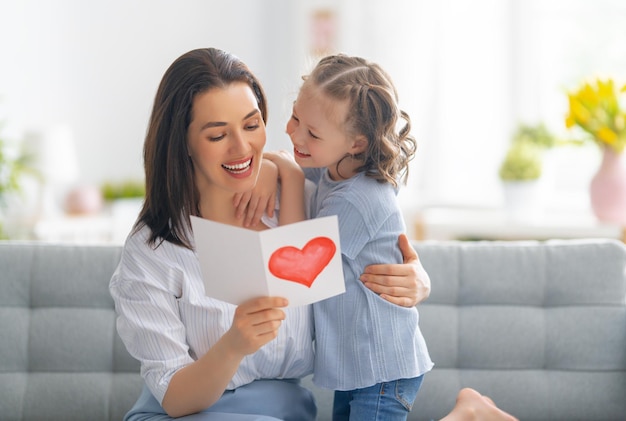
{"left": 590, "top": 147, "right": 626, "bottom": 225}
{"left": 64, "top": 185, "right": 104, "bottom": 215}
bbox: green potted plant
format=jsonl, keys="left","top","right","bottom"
{"left": 101, "top": 179, "right": 145, "bottom": 242}
{"left": 498, "top": 123, "right": 557, "bottom": 221}
{"left": 498, "top": 139, "right": 543, "bottom": 182}
{"left": 0, "top": 134, "right": 38, "bottom": 238}
{"left": 499, "top": 123, "right": 559, "bottom": 182}
{"left": 101, "top": 179, "right": 146, "bottom": 202}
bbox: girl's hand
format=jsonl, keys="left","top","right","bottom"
{"left": 233, "top": 158, "right": 278, "bottom": 227}
{"left": 360, "top": 234, "right": 431, "bottom": 307}
{"left": 264, "top": 150, "right": 306, "bottom": 226}
{"left": 224, "top": 296, "right": 288, "bottom": 357}
{"left": 263, "top": 150, "right": 302, "bottom": 177}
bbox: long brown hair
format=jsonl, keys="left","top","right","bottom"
{"left": 304, "top": 54, "right": 416, "bottom": 187}
{"left": 135, "top": 48, "right": 268, "bottom": 249}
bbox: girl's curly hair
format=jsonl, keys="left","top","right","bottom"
{"left": 303, "top": 54, "right": 417, "bottom": 187}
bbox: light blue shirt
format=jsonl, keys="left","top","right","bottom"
{"left": 307, "top": 168, "right": 433, "bottom": 390}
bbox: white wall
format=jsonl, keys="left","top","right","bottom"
{"left": 333, "top": 0, "right": 516, "bottom": 210}
{"left": 2, "top": 0, "right": 624, "bottom": 219}
{"left": 0, "top": 0, "right": 306, "bottom": 185}
{"left": 1, "top": 0, "right": 512, "bottom": 200}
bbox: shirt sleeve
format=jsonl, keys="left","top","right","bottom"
{"left": 109, "top": 231, "right": 194, "bottom": 404}
{"left": 314, "top": 193, "right": 372, "bottom": 260}
{"left": 313, "top": 177, "right": 401, "bottom": 261}
{"left": 303, "top": 167, "right": 323, "bottom": 184}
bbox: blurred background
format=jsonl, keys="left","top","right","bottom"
{"left": 1, "top": 0, "right": 625, "bottom": 243}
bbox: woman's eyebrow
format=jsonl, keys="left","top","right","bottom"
{"left": 243, "top": 109, "right": 260, "bottom": 120}
{"left": 200, "top": 109, "right": 260, "bottom": 131}
{"left": 201, "top": 121, "right": 226, "bottom": 129}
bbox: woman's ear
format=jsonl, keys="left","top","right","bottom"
{"left": 350, "top": 135, "right": 368, "bottom": 155}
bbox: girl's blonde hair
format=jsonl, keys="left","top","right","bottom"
{"left": 303, "top": 54, "right": 416, "bottom": 186}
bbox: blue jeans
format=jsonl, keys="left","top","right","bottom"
{"left": 332, "top": 375, "right": 424, "bottom": 421}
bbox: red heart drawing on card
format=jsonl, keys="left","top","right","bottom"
{"left": 268, "top": 236, "right": 336, "bottom": 288}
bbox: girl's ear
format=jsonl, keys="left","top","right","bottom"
{"left": 350, "top": 135, "right": 368, "bottom": 155}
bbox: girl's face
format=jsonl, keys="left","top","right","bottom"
{"left": 286, "top": 85, "right": 364, "bottom": 180}
{"left": 187, "top": 82, "right": 266, "bottom": 196}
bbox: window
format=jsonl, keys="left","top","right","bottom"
{"left": 326, "top": 0, "right": 626, "bottom": 214}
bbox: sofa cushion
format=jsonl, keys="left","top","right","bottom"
{"left": 411, "top": 239, "right": 626, "bottom": 421}
{"left": 1, "top": 239, "right": 625, "bottom": 421}
{"left": 0, "top": 243, "right": 141, "bottom": 421}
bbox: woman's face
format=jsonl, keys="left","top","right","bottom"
{"left": 187, "top": 82, "right": 266, "bottom": 196}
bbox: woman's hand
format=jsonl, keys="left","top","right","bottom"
{"left": 233, "top": 159, "right": 278, "bottom": 227}
{"left": 224, "top": 296, "right": 288, "bottom": 356}
{"left": 360, "top": 234, "right": 431, "bottom": 307}
{"left": 163, "top": 296, "right": 288, "bottom": 417}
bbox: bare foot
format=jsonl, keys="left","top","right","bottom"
{"left": 440, "top": 388, "right": 519, "bottom": 421}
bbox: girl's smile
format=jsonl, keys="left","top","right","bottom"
{"left": 293, "top": 147, "right": 311, "bottom": 159}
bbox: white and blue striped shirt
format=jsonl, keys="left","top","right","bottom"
{"left": 109, "top": 224, "right": 315, "bottom": 404}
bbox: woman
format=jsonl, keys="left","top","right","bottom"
{"left": 109, "top": 47, "right": 430, "bottom": 421}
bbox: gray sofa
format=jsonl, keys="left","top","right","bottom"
{"left": 1, "top": 239, "right": 625, "bottom": 421}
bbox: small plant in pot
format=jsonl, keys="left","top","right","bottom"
{"left": 101, "top": 179, "right": 145, "bottom": 241}
{"left": 100, "top": 179, "right": 146, "bottom": 221}
{"left": 498, "top": 123, "right": 557, "bottom": 221}
{"left": 101, "top": 180, "right": 146, "bottom": 202}
{"left": 0, "top": 131, "right": 38, "bottom": 238}
{"left": 498, "top": 139, "right": 543, "bottom": 182}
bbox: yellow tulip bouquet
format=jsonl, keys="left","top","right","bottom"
{"left": 565, "top": 77, "right": 626, "bottom": 154}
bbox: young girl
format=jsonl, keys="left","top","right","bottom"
{"left": 267, "top": 54, "right": 433, "bottom": 420}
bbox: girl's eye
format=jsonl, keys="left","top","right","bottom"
{"left": 291, "top": 114, "right": 299, "bottom": 123}
{"left": 309, "top": 131, "right": 320, "bottom": 139}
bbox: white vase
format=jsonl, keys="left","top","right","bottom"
{"left": 110, "top": 198, "right": 144, "bottom": 243}
{"left": 502, "top": 180, "right": 543, "bottom": 222}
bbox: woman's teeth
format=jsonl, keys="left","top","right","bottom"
{"left": 223, "top": 159, "right": 251, "bottom": 173}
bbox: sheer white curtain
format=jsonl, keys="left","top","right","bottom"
{"left": 335, "top": 0, "right": 515, "bottom": 212}
{"left": 327, "top": 0, "right": 626, "bottom": 215}
{"left": 513, "top": 0, "right": 626, "bottom": 212}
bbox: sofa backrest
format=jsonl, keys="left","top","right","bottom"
{"left": 0, "top": 243, "right": 141, "bottom": 421}
{"left": 412, "top": 239, "right": 626, "bottom": 421}
{"left": 1, "top": 239, "right": 625, "bottom": 421}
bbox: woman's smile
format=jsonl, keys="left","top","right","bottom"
{"left": 222, "top": 156, "right": 254, "bottom": 177}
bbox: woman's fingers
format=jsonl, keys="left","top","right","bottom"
{"left": 227, "top": 297, "right": 288, "bottom": 355}
{"left": 397, "top": 233, "right": 418, "bottom": 263}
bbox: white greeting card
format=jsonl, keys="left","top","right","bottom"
{"left": 191, "top": 215, "right": 345, "bottom": 307}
